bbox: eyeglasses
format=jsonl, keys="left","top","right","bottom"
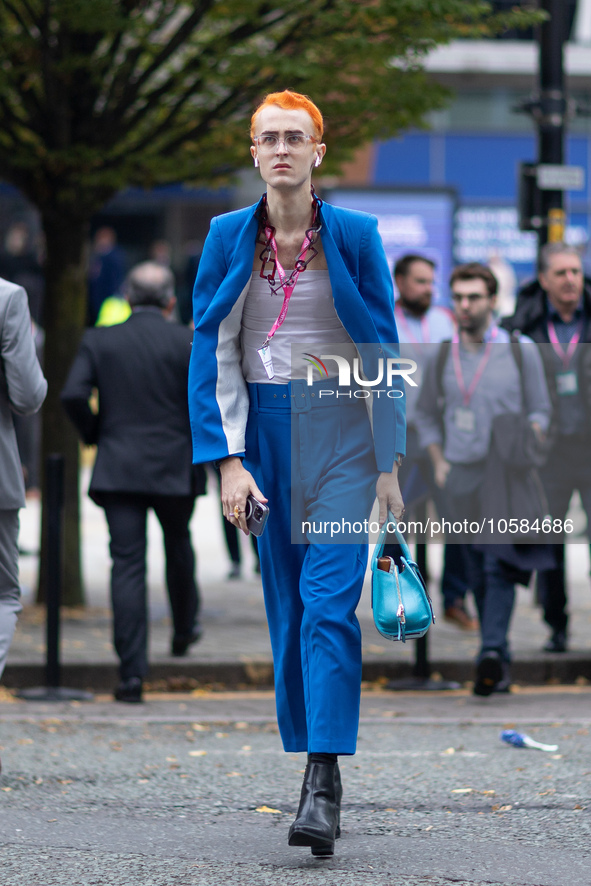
{"left": 451, "top": 292, "right": 490, "bottom": 304}
{"left": 252, "top": 133, "right": 317, "bottom": 153}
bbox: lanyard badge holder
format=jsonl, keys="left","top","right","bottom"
{"left": 255, "top": 191, "right": 322, "bottom": 380}
{"left": 548, "top": 320, "right": 582, "bottom": 397}
{"left": 451, "top": 329, "right": 496, "bottom": 433}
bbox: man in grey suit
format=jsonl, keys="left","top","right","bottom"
{"left": 61, "top": 262, "right": 205, "bottom": 704}
{"left": 0, "top": 277, "right": 47, "bottom": 682}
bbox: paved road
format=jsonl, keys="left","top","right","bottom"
{"left": 1, "top": 688, "right": 590, "bottom": 885}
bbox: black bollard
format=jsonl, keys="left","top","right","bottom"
{"left": 18, "top": 454, "right": 93, "bottom": 702}
{"left": 45, "top": 453, "right": 63, "bottom": 689}
{"left": 412, "top": 542, "right": 430, "bottom": 681}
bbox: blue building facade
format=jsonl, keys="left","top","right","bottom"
{"left": 373, "top": 130, "right": 591, "bottom": 284}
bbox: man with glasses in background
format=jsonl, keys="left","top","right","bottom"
{"left": 414, "top": 263, "right": 551, "bottom": 695}
{"left": 392, "top": 254, "right": 476, "bottom": 632}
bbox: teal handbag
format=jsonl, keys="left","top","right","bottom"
{"left": 371, "top": 514, "right": 435, "bottom": 642}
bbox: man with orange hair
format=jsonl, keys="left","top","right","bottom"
{"left": 188, "top": 91, "right": 405, "bottom": 856}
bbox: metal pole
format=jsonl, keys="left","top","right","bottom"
{"left": 537, "top": 0, "right": 567, "bottom": 246}
{"left": 17, "top": 454, "right": 93, "bottom": 702}
{"left": 45, "top": 453, "right": 64, "bottom": 688}
{"left": 413, "top": 542, "right": 430, "bottom": 680}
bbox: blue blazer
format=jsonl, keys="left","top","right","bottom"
{"left": 188, "top": 197, "right": 406, "bottom": 473}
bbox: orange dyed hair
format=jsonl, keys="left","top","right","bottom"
{"left": 250, "top": 90, "right": 324, "bottom": 140}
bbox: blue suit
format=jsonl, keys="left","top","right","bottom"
{"left": 189, "top": 197, "right": 405, "bottom": 753}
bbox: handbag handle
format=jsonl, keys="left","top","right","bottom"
{"left": 370, "top": 511, "right": 413, "bottom": 572}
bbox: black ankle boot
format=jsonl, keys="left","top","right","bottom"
{"left": 334, "top": 762, "right": 342, "bottom": 839}
{"left": 310, "top": 762, "right": 343, "bottom": 857}
{"left": 288, "top": 760, "right": 339, "bottom": 855}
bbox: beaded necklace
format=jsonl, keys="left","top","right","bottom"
{"left": 255, "top": 186, "right": 323, "bottom": 297}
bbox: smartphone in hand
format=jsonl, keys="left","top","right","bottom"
{"left": 245, "top": 494, "right": 269, "bottom": 537}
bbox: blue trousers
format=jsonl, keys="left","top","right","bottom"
{"left": 245, "top": 380, "right": 379, "bottom": 755}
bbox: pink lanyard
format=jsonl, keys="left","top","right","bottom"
{"left": 547, "top": 320, "right": 582, "bottom": 370}
{"left": 261, "top": 226, "right": 315, "bottom": 347}
{"left": 395, "top": 304, "right": 430, "bottom": 344}
{"left": 452, "top": 327, "right": 497, "bottom": 407}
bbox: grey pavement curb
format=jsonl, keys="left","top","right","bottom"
{"left": 3, "top": 655, "right": 591, "bottom": 691}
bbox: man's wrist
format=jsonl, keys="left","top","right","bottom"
{"left": 216, "top": 455, "right": 243, "bottom": 471}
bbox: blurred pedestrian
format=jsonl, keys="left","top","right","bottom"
{"left": 87, "top": 226, "right": 126, "bottom": 325}
{"left": 0, "top": 277, "right": 47, "bottom": 687}
{"left": 62, "top": 262, "right": 206, "bottom": 703}
{"left": 12, "top": 319, "right": 44, "bottom": 495}
{"left": 180, "top": 239, "right": 203, "bottom": 326}
{"left": 0, "top": 222, "right": 45, "bottom": 326}
{"left": 415, "top": 262, "right": 551, "bottom": 694}
{"left": 488, "top": 250, "right": 517, "bottom": 319}
{"left": 149, "top": 239, "right": 172, "bottom": 267}
{"left": 502, "top": 243, "right": 591, "bottom": 653}
{"left": 0, "top": 223, "right": 46, "bottom": 493}
{"left": 390, "top": 253, "right": 476, "bottom": 630}
{"left": 188, "top": 90, "right": 405, "bottom": 856}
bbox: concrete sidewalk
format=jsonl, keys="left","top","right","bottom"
{"left": 5, "top": 468, "right": 591, "bottom": 691}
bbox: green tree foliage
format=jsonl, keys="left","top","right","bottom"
{"left": 0, "top": 1, "right": 542, "bottom": 602}
{"left": 0, "top": 1, "right": 543, "bottom": 200}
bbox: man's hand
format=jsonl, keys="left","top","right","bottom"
{"left": 433, "top": 458, "right": 451, "bottom": 489}
{"left": 428, "top": 443, "right": 450, "bottom": 489}
{"left": 376, "top": 467, "right": 404, "bottom": 526}
{"left": 220, "top": 457, "right": 267, "bottom": 535}
{"left": 531, "top": 421, "right": 545, "bottom": 444}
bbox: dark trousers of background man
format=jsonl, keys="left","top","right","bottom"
{"left": 537, "top": 435, "right": 591, "bottom": 642}
{"left": 442, "top": 480, "right": 515, "bottom": 664}
{"left": 99, "top": 492, "right": 199, "bottom": 680}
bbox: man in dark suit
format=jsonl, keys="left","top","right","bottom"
{"left": 62, "top": 262, "right": 206, "bottom": 703}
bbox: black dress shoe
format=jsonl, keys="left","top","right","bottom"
{"left": 493, "top": 676, "right": 512, "bottom": 694}
{"left": 473, "top": 651, "right": 504, "bottom": 697}
{"left": 114, "top": 677, "right": 143, "bottom": 703}
{"left": 543, "top": 630, "right": 567, "bottom": 653}
{"left": 493, "top": 661, "right": 512, "bottom": 693}
{"left": 288, "top": 761, "right": 339, "bottom": 856}
{"left": 171, "top": 625, "right": 203, "bottom": 657}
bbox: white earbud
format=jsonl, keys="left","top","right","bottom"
{"left": 254, "top": 157, "right": 259, "bottom": 168}
{"left": 314, "top": 156, "right": 321, "bottom": 168}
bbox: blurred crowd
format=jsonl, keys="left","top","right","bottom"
{"left": 1, "top": 213, "right": 590, "bottom": 700}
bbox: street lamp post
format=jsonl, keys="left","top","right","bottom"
{"left": 537, "top": 0, "right": 568, "bottom": 245}
{"left": 517, "top": 0, "right": 572, "bottom": 246}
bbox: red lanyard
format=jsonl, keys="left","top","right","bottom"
{"left": 395, "top": 304, "right": 430, "bottom": 344}
{"left": 262, "top": 226, "right": 316, "bottom": 347}
{"left": 547, "top": 320, "right": 582, "bottom": 370}
{"left": 452, "top": 327, "right": 497, "bottom": 407}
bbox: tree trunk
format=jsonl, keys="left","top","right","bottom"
{"left": 37, "top": 213, "right": 90, "bottom": 606}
